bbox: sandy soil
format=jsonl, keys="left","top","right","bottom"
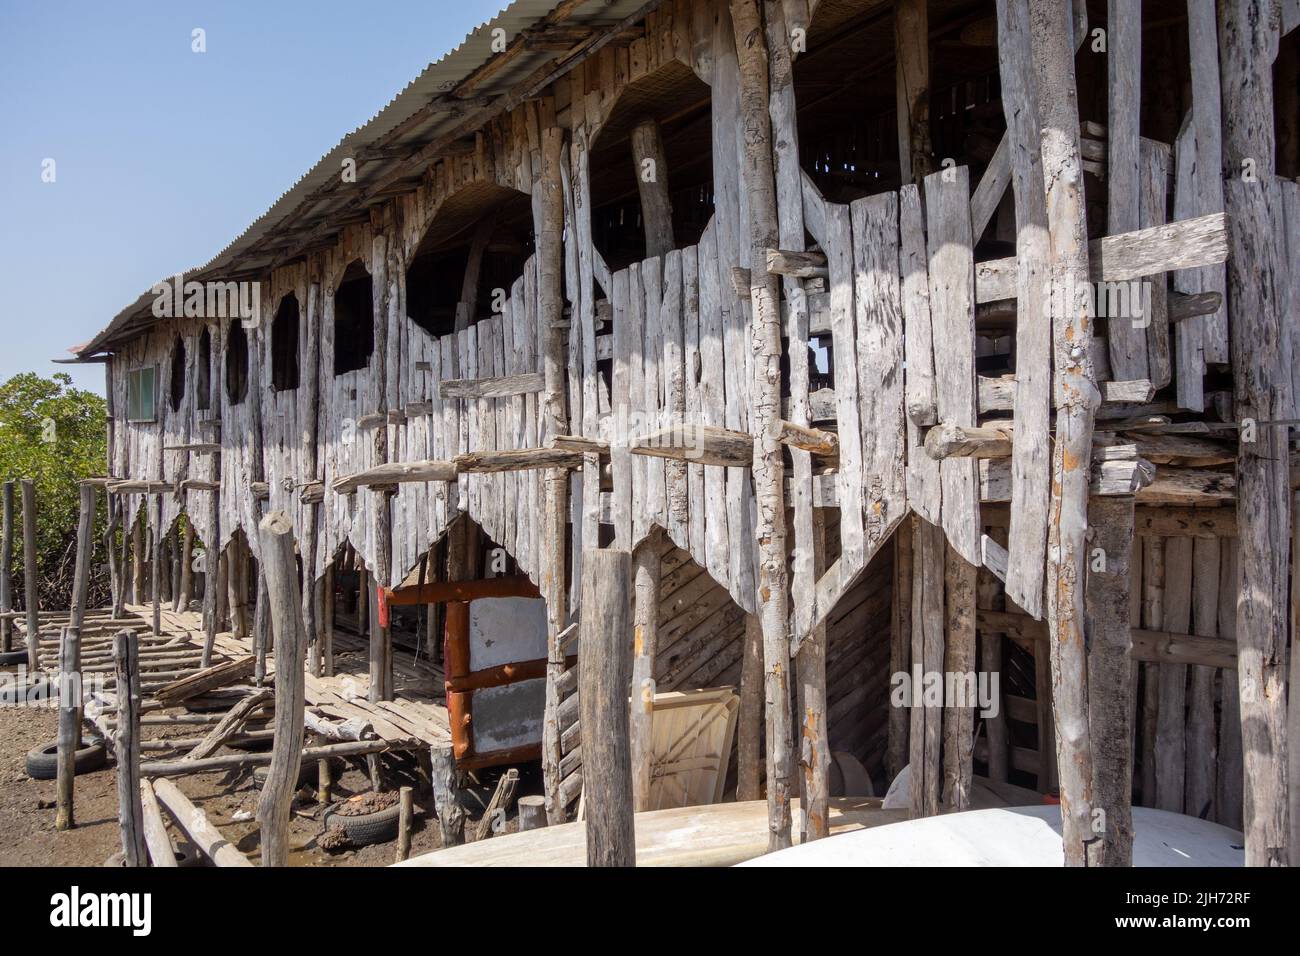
{"left": 0, "top": 692, "right": 527, "bottom": 867}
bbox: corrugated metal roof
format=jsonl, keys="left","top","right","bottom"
{"left": 77, "top": 0, "right": 653, "bottom": 358}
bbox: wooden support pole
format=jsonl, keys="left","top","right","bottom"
{"left": 396, "top": 785, "right": 413, "bottom": 863}
{"left": 580, "top": 549, "right": 634, "bottom": 867}
{"left": 977, "top": 528, "right": 1008, "bottom": 783}
{"left": 113, "top": 629, "right": 147, "bottom": 866}
{"left": 323, "top": 562, "right": 335, "bottom": 677}
{"left": 55, "top": 625, "right": 80, "bottom": 831}
{"left": 149, "top": 494, "right": 161, "bottom": 638}
{"left": 796, "top": 508, "right": 830, "bottom": 842}
{"left": 176, "top": 519, "right": 194, "bottom": 612}
{"left": 941, "top": 545, "right": 977, "bottom": 811}
{"left": 1219, "top": 0, "right": 1291, "bottom": 867}
{"left": 106, "top": 494, "right": 125, "bottom": 620}
{"left": 455, "top": 211, "right": 496, "bottom": 331}
{"left": 1084, "top": 495, "right": 1136, "bottom": 865}
{"left": 630, "top": 540, "right": 660, "bottom": 812}
{"left": 731, "top": 0, "right": 794, "bottom": 853}
{"left": 909, "top": 517, "right": 945, "bottom": 817}
{"left": 631, "top": 118, "right": 674, "bottom": 259}
{"left": 737, "top": 612, "right": 764, "bottom": 802}
{"left": 889, "top": 520, "right": 914, "bottom": 781}
{"left": 131, "top": 512, "right": 144, "bottom": 606}
{"left": 1029, "top": 0, "right": 1101, "bottom": 866}
{"left": 894, "top": 0, "right": 932, "bottom": 185}
{"left": 253, "top": 570, "right": 270, "bottom": 687}
{"left": 21, "top": 480, "right": 39, "bottom": 673}
{"left": 1290, "top": 492, "right": 1300, "bottom": 865}
{"left": 255, "top": 510, "right": 307, "bottom": 867}
{"left": 538, "top": 125, "right": 570, "bottom": 826}
{"left": 430, "top": 743, "right": 465, "bottom": 847}
{"left": 71, "top": 483, "right": 95, "bottom": 636}
{"left": 1, "top": 481, "right": 12, "bottom": 654}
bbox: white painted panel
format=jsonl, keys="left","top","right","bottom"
{"left": 468, "top": 596, "right": 548, "bottom": 671}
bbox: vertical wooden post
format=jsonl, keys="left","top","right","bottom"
{"left": 736, "top": 612, "right": 764, "bottom": 801}
{"left": 357, "top": 561, "right": 369, "bottom": 638}
{"left": 730, "top": 0, "right": 794, "bottom": 853}
{"left": 21, "top": 480, "right": 39, "bottom": 675}
{"left": 396, "top": 785, "right": 413, "bottom": 863}
{"left": 176, "top": 520, "right": 194, "bottom": 612}
{"left": 580, "top": 549, "right": 635, "bottom": 867}
{"left": 1084, "top": 495, "right": 1136, "bottom": 865}
{"left": 113, "top": 629, "right": 146, "bottom": 866}
{"left": 1219, "top": 0, "right": 1290, "bottom": 868}
{"left": 202, "top": 423, "right": 222, "bottom": 667}
{"left": 253, "top": 570, "right": 270, "bottom": 687}
{"left": 55, "top": 625, "right": 80, "bottom": 830}
{"left": 894, "top": 0, "right": 932, "bottom": 186}
{"left": 149, "top": 495, "right": 162, "bottom": 638}
{"left": 796, "top": 509, "right": 830, "bottom": 841}
{"left": 941, "top": 545, "right": 976, "bottom": 811}
{"left": 630, "top": 539, "right": 661, "bottom": 812}
{"left": 538, "top": 125, "right": 571, "bottom": 826}
{"left": 976, "top": 528, "right": 1007, "bottom": 783}
{"left": 888, "top": 521, "right": 914, "bottom": 782}
{"left": 430, "top": 743, "right": 465, "bottom": 847}
{"left": 105, "top": 494, "right": 125, "bottom": 620}
{"left": 131, "top": 512, "right": 144, "bottom": 606}
{"left": 323, "top": 562, "right": 335, "bottom": 677}
{"left": 255, "top": 511, "right": 307, "bottom": 867}
{"left": 909, "top": 517, "right": 945, "bottom": 818}
{"left": 630, "top": 119, "right": 674, "bottom": 259}
{"left": 70, "top": 483, "right": 95, "bottom": 636}
{"left": 1029, "top": 0, "right": 1100, "bottom": 866}
{"left": 1, "top": 481, "right": 13, "bottom": 654}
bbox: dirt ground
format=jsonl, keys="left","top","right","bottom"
{"left": 0, "top": 696, "right": 530, "bottom": 867}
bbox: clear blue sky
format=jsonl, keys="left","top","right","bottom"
{"left": 0, "top": 0, "right": 509, "bottom": 394}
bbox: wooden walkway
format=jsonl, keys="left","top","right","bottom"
{"left": 16, "top": 605, "right": 450, "bottom": 750}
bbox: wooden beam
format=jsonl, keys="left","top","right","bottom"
{"left": 629, "top": 424, "right": 753, "bottom": 467}
{"left": 438, "top": 372, "right": 545, "bottom": 400}
{"left": 453, "top": 448, "right": 583, "bottom": 473}
{"left": 385, "top": 575, "right": 539, "bottom": 606}
{"left": 151, "top": 778, "right": 253, "bottom": 867}
{"left": 631, "top": 119, "right": 674, "bottom": 260}
{"left": 923, "top": 422, "right": 1013, "bottom": 460}
{"left": 331, "top": 460, "right": 457, "bottom": 494}
{"left": 764, "top": 248, "right": 828, "bottom": 279}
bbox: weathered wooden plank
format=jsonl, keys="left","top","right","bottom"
{"left": 924, "top": 166, "right": 979, "bottom": 565}
{"left": 437, "top": 372, "right": 544, "bottom": 399}
{"left": 900, "top": 184, "right": 941, "bottom": 524}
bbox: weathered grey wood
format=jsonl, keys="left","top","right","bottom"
{"left": 579, "top": 548, "right": 634, "bottom": 866}
{"left": 1139, "top": 139, "right": 1172, "bottom": 389}
{"left": 736, "top": 612, "right": 763, "bottom": 802}
{"left": 1219, "top": 0, "right": 1290, "bottom": 866}
{"left": 396, "top": 785, "right": 414, "bottom": 863}
{"left": 1105, "top": 0, "right": 1146, "bottom": 380}
{"left": 175, "top": 520, "right": 194, "bottom": 612}
{"left": 924, "top": 165, "right": 980, "bottom": 565}
{"left": 516, "top": 794, "right": 546, "bottom": 832}
{"left": 1290, "top": 493, "right": 1300, "bottom": 863}
{"left": 900, "top": 185, "right": 941, "bottom": 523}
{"left": 941, "top": 546, "right": 976, "bottom": 810}
{"left": 473, "top": 768, "right": 519, "bottom": 841}
{"left": 21, "top": 480, "right": 39, "bottom": 674}
{"left": 631, "top": 118, "right": 674, "bottom": 260}
{"left": 1185, "top": 534, "right": 1219, "bottom": 821}
{"left": 976, "top": 526, "right": 1007, "bottom": 783}
{"left": 732, "top": 0, "right": 793, "bottom": 852}
{"left": 970, "top": 131, "right": 1011, "bottom": 240}
{"left": 1155, "top": 535, "right": 1192, "bottom": 813}
{"left": 113, "top": 629, "right": 147, "bottom": 866}
{"left": 255, "top": 510, "right": 307, "bottom": 867}
{"left": 138, "top": 780, "right": 178, "bottom": 868}
{"left": 893, "top": 0, "right": 931, "bottom": 186}
{"left": 909, "top": 518, "right": 945, "bottom": 817}
{"left": 630, "top": 540, "right": 660, "bottom": 813}
{"left": 152, "top": 777, "right": 253, "bottom": 867}
{"left": 1216, "top": 536, "right": 1242, "bottom": 829}
{"left": 455, "top": 211, "right": 496, "bottom": 332}
{"left": 764, "top": 248, "right": 827, "bottom": 279}
{"left": 1084, "top": 496, "right": 1135, "bottom": 866}
{"left": 630, "top": 424, "right": 752, "bottom": 467}
{"left": 55, "top": 624, "right": 80, "bottom": 830}
{"left": 995, "top": 0, "right": 1051, "bottom": 620}
{"left": 437, "top": 372, "right": 545, "bottom": 400}
{"left": 1030, "top": 0, "right": 1100, "bottom": 866}
{"left": 924, "top": 422, "right": 1013, "bottom": 460}
{"left": 796, "top": 507, "right": 830, "bottom": 842}
{"left": 186, "top": 688, "right": 274, "bottom": 761}
{"left": 974, "top": 213, "right": 1230, "bottom": 303}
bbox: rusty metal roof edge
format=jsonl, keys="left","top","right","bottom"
{"left": 76, "top": 0, "right": 638, "bottom": 360}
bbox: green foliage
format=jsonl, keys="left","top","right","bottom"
{"left": 0, "top": 372, "right": 109, "bottom": 609}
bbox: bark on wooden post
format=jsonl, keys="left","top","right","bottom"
{"left": 538, "top": 126, "right": 571, "bottom": 826}
{"left": 255, "top": 510, "right": 307, "bottom": 867}
{"left": 630, "top": 539, "right": 660, "bottom": 812}
{"left": 894, "top": 0, "right": 932, "bottom": 186}
{"left": 113, "top": 629, "right": 147, "bottom": 866}
{"left": 21, "top": 480, "right": 39, "bottom": 674}
{"left": 175, "top": 519, "right": 194, "bottom": 612}
{"left": 580, "top": 548, "right": 635, "bottom": 867}
{"left": 430, "top": 743, "right": 465, "bottom": 847}
{"left": 730, "top": 0, "right": 794, "bottom": 853}
{"left": 1219, "top": 0, "right": 1291, "bottom": 867}
{"left": 1084, "top": 495, "right": 1136, "bottom": 865}
{"left": 396, "top": 785, "right": 413, "bottom": 863}
{"left": 631, "top": 119, "right": 674, "bottom": 259}
{"left": 1, "top": 481, "right": 13, "bottom": 654}
{"left": 737, "top": 612, "right": 764, "bottom": 801}
{"left": 1029, "top": 0, "right": 1101, "bottom": 866}
{"left": 55, "top": 625, "right": 80, "bottom": 831}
